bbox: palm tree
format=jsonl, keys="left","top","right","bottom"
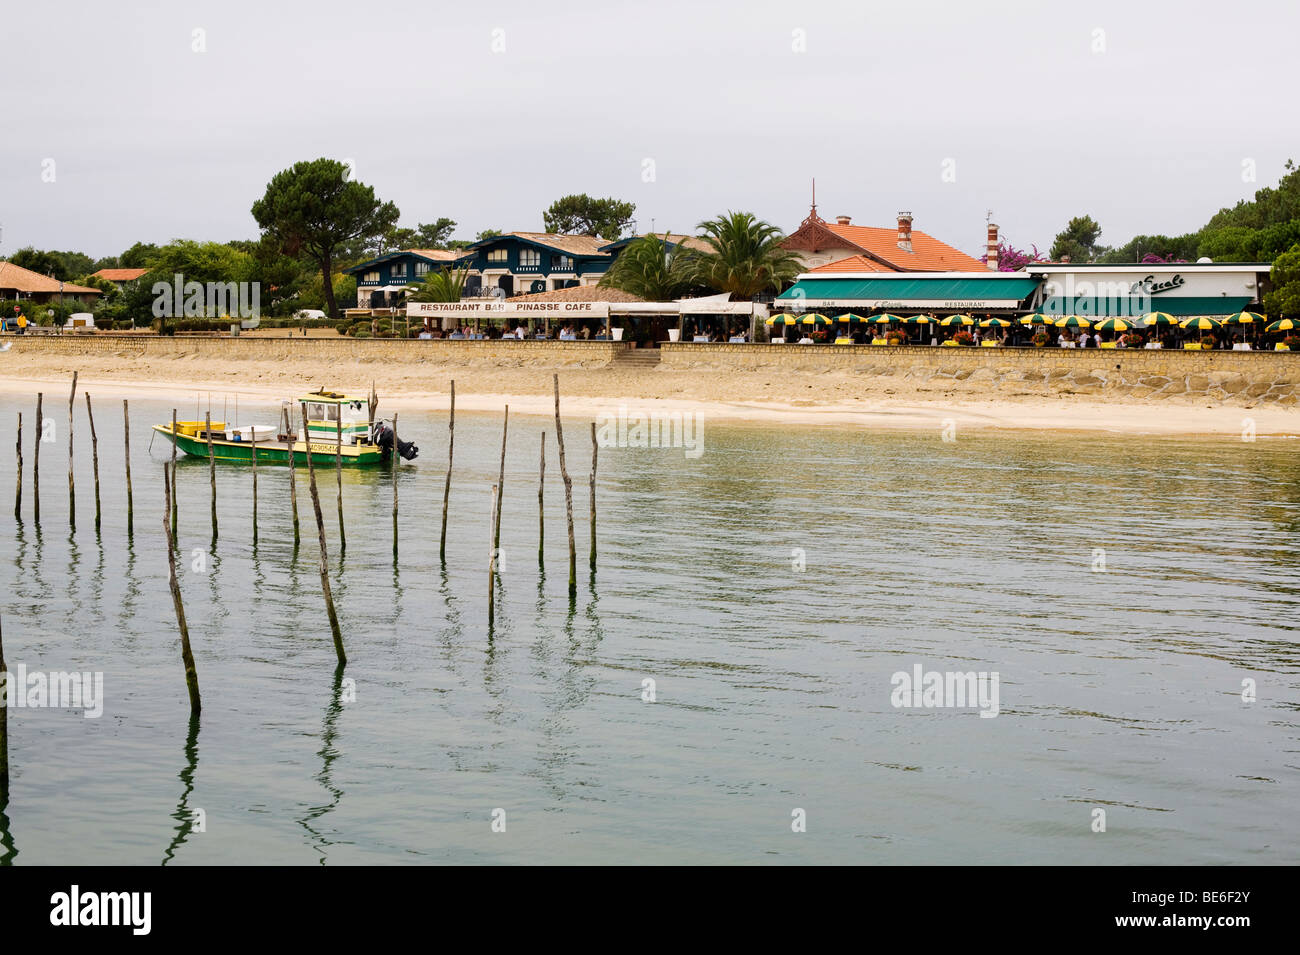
{"left": 599, "top": 233, "right": 700, "bottom": 301}
{"left": 691, "top": 211, "right": 802, "bottom": 300}
{"left": 407, "top": 266, "right": 471, "bottom": 302}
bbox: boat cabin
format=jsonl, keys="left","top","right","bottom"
{"left": 295, "top": 391, "right": 372, "bottom": 445}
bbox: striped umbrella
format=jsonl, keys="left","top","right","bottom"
{"left": 903, "top": 314, "right": 936, "bottom": 324}
{"left": 1020, "top": 313, "right": 1054, "bottom": 325}
{"left": 1055, "top": 315, "right": 1091, "bottom": 328}
{"left": 979, "top": 317, "right": 1013, "bottom": 327}
{"left": 799, "top": 313, "right": 831, "bottom": 326}
{"left": 937, "top": 314, "right": 975, "bottom": 326}
{"left": 1180, "top": 317, "right": 1222, "bottom": 331}
{"left": 1265, "top": 318, "right": 1297, "bottom": 333}
{"left": 1094, "top": 318, "right": 1134, "bottom": 332}
{"left": 765, "top": 314, "right": 796, "bottom": 326}
{"left": 1223, "top": 311, "right": 1264, "bottom": 325}
{"left": 871, "top": 313, "right": 905, "bottom": 324}
{"left": 1142, "top": 311, "right": 1178, "bottom": 327}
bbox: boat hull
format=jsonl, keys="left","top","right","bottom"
{"left": 152, "top": 425, "right": 386, "bottom": 467}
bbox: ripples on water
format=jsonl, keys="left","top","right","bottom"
{"left": 0, "top": 396, "right": 1296, "bottom": 864}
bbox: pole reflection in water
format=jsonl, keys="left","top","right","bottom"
{"left": 297, "top": 665, "right": 348, "bottom": 865}
{"left": 161, "top": 715, "right": 201, "bottom": 866}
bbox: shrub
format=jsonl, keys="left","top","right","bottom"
{"left": 953, "top": 330, "right": 975, "bottom": 346}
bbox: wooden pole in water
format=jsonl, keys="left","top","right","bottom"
{"left": 494, "top": 405, "right": 508, "bottom": 556}
{"left": 335, "top": 412, "right": 345, "bottom": 551}
{"left": 67, "top": 372, "right": 77, "bottom": 531}
{"left": 33, "top": 394, "right": 41, "bottom": 525}
{"left": 284, "top": 409, "right": 300, "bottom": 548}
{"left": 250, "top": 424, "right": 259, "bottom": 547}
{"left": 205, "top": 413, "right": 217, "bottom": 541}
{"left": 589, "top": 421, "right": 597, "bottom": 572}
{"left": 488, "top": 484, "right": 498, "bottom": 628}
{"left": 439, "top": 381, "right": 454, "bottom": 562}
{"left": 85, "top": 393, "right": 101, "bottom": 533}
{"left": 13, "top": 413, "right": 21, "bottom": 521}
{"left": 391, "top": 412, "right": 399, "bottom": 559}
{"left": 553, "top": 375, "right": 576, "bottom": 597}
{"left": 163, "top": 462, "right": 201, "bottom": 716}
{"left": 170, "top": 409, "right": 178, "bottom": 546}
{"left": 123, "top": 400, "right": 133, "bottom": 536}
{"left": 537, "top": 431, "right": 545, "bottom": 567}
{"left": 0, "top": 613, "right": 7, "bottom": 793}
{"left": 302, "top": 406, "right": 345, "bottom": 665}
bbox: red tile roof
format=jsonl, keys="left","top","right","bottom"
{"left": 91, "top": 267, "right": 149, "bottom": 281}
{"left": 808, "top": 255, "right": 898, "bottom": 274}
{"left": 823, "top": 223, "right": 986, "bottom": 271}
{"left": 0, "top": 261, "right": 102, "bottom": 295}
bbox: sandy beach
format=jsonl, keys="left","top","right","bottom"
{"left": 2, "top": 346, "right": 1297, "bottom": 436}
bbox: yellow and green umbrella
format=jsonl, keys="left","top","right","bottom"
{"left": 1142, "top": 311, "right": 1178, "bottom": 327}
{"left": 837, "top": 313, "right": 869, "bottom": 325}
{"left": 1180, "top": 317, "right": 1222, "bottom": 331}
{"left": 1020, "top": 313, "right": 1053, "bottom": 325}
{"left": 871, "top": 313, "right": 905, "bottom": 324}
{"left": 1265, "top": 318, "right": 1297, "bottom": 333}
{"left": 937, "top": 314, "right": 975, "bottom": 326}
{"left": 979, "top": 317, "right": 1013, "bottom": 328}
{"left": 1094, "top": 318, "right": 1134, "bottom": 332}
{"left": 765, "top": 314, "right": 797, "bottom": 326}
{"left": 1223, "top": 311, "right": 1264, "bottom": 325}
{"left": 903, "top": 314, "right": 936, "bottom": 324}
{"left": 799, "top": 313, "right": 831, "bottom": 326}
{"left": 1056, "top": 315, "right": 1091, "bottom": 328}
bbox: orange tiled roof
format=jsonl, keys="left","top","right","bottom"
{"left": 824, "top": 223, "right": 986, "bottom": 271}
{"left": 808, "top": 255, "right": 898, "bottom": 274}
{"left": 0, "top": 261, "right": 102, "bottom": 295}
{"left": 91, "top": 267, "right": 149, "bottom": 281}
{"left": 405, "top": 248, "right": 472, "bottom": 261}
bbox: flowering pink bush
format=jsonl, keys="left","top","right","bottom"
{"left": 981, "top": 239, "right": 1045, "bottom": 271}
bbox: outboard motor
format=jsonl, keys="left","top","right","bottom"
{"left": 371, "top": 420, "right": 419, "bottom": 461}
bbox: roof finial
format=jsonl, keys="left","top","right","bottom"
{"left": 811, "top": 178, "right": 817, "bottom": 217}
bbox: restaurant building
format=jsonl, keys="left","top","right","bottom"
{"left": 344, "top": 248, "right": 474, "bottom": 308}
{"left": 1025, "top": 262, "right": 1270, "bottom": 317}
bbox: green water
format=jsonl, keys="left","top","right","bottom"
{"left": 0, "top": 395, "right": 1296, "bottom": 864}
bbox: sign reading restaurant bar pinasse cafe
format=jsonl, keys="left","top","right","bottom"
{"left": 407, "top": 301, "right": 610, "bottom": 318}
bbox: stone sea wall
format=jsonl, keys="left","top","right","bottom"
{"left": 8, "top": 335, "right": 633, "bottom": 365}
{"left": 659, "top": 343, "right": 1300, "bottom": 405}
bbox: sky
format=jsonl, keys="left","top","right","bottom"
{"left": 0, "top": 0, "right": 1295, "bottom": 261}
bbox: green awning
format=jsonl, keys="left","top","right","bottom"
{"left": 1041, "top": 296, "right": 1253, "bottom": 317}
{"left": 779, "top": 276, "right": 1038, "bottom": 308}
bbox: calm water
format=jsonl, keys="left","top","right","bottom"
{"left": 0, "top": 394, "right": 1297, "bottom": 865}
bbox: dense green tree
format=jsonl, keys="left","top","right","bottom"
{"left": 542, "top": 194, "right": 635, "bottom": 239}
{"left": 599, "top": 233, "right": 701, "bottom": 300}
{"left": 119, "top": 242, "right": 160, "bottom": 269}
{"left": 1049, "top": 215, "right": 1103, "bottom": 262}
{"left": 1204, "top": 160, "right": 1300, "bottom": 232}
{"left": 9, "top": 247, "right": 60, "bottom": 276}
{"left": 1263, "top": 244, "right": 1300, "bottom": 317}
{"left": 1096, "top": 232, "right": 1200, "bottom": 264}
{"left": 251, "top": 158, "right": 399, "bottom": 318}
{"left": 690, "top": 212, "right": 802, "bottom": 299}
{"left": 474, "top": 228, "right": 502, "bottom": 242}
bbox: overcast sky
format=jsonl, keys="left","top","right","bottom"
{"left": 1, "top": 0, "right": 1294, "bottom": 261}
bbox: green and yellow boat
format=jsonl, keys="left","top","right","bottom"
{"left": 152, "top": 390, "right": 418, "bottom": 467}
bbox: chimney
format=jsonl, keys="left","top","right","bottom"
{"left": 897, "top": 212, "right": 913, "bottom": 253}
{"left": 986, "top": 222, "right": 999, "bottom": 271}
{"left": 836, "top": 215, "right": 852, "bottom": 226}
